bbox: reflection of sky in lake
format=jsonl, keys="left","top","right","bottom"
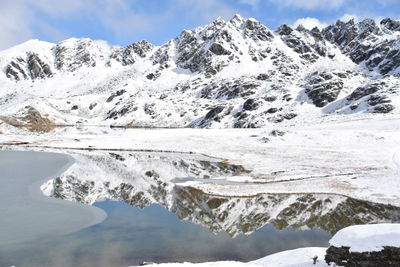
{"left": 1, "top": 201, "right": 330, "bottom": 267}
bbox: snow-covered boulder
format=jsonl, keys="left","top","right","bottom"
{"left": 325, "top": 224, "right": 400, "bottom": 266}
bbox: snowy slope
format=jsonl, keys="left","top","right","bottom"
{"left": 0, "top": 15, "right": 399, "bottom": 131}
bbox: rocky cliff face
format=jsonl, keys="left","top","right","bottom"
{"left": 0, "top": 15, "right": 399, "bottom": 130}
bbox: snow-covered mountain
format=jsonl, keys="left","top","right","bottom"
{"left": 0, "top": 15, "right": 399, "bottom": 131}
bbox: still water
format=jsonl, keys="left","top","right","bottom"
{"left": 1, "top": 201, "right": 330, "bottom": 267}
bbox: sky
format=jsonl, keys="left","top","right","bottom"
{"left": 1, "top": 0, "right": 399, "bottom": 50}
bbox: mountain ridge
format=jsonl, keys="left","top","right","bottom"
{"left": 0, "top": 15, "right": 399, "bottom": 131}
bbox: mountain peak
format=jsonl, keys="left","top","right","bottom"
{"left": 213, "top": 17, "right": 226, "bottom": 26}
{"left": 230, "top": 14, "right": 245, "bottom": 25}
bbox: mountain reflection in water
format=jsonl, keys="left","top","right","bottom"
{"left": 43, "top": 150, "right": 400, "bottom": 236}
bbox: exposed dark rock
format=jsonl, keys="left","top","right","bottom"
{"left": 264, "top": 96, "right": 277, "bottom": 102}
{"left": 146, "top": 72, "right": 161, "bottom": 80}
{"left": 373, "top": 104, "right": 395, "bottom": 113}
{"left": 243, "top": 98, "right": 259, "bottom": 111}
{"left": 257, "top": 73, "right": 269, "bottom": 80}
{"left": 276, "top": 24, "right": 293, "bottom": 36}
{"left": 305, "top": 72, "right": 344, "bottom": 107}
{"left": 144, "top": 103, "right": 156, "bottom": 116}
{"left": 89, "top": 103, "right": 97, "bottom": 110}
{"left": 266, "top": 108, "right": 278, "bottom": 114}
{"left": 270, "top": 130, "right": 285, "bottom": 136}
{"left": 381, "top": 18, "right": 400, "bottom": 31}
{"left": 106, "top": 89, "right": 126, "bottom": 103}
{"left": 111, "top": 40, "right": 154, "bottom": 66}
{"left": 323, "top": 18, "right": 400, "bottom": 75}
{"left": 283, "top": 113, "right": 297, "bottom": 120}
{"left": 205, "top": 106, "right": 224, "bottom": 121}
{"left": 348, "top": 83, "right": 382, "bottom": 101}
{"left": 109, "top": 153, "right": 125, "bottom": 161}
{"left": 209, "top": 43, "right": 231, "bottom": 56}
{"left": 350, "top": 104, "right": 358, "bottom": 110}
{"left": 367, "top": 95, "right": 391, "bottom": 106}
{"left": 27, "top": 54, "right": 52, "bottom": 79}
{"left": 277, "top": 24, "right": 327, "bottom": 62}
{"left": 112, "top": 40, "right": 154, "bottom": 66}
{"left": 54, "top": 39, "right": 101, "bottom": 71}
{"left": 325, "top": 246, "right": 400, "bottom": 267}
{"left": 200, "top": 79, "right": 260, "bottom": 100}
{"left": 5, "top": 61, "right": 27, "bottom": 81}
{"left": 106, "top": 105, "right": 131, "bottom": 120}
{"left": 5, "top": 54, "right": 51, "bottom": 81}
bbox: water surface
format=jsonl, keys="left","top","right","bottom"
{"left": 1, "top": 201, "right": 330, "bottom": 267}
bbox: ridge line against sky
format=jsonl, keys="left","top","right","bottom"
{"left": 1, "top": 0, "right": 399, "bottom": 50}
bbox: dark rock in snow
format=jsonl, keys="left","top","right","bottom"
{"left": 209, "top": 43, "right": 231, "bottom": 56}
{"left": 348, "top": 83, "right": 383, "bottom": 101}
{"left": 243, "top": 99, "right": 259, "bottom": 111}
{"left": 205, "top": 106, "right": 224, "bottom": 120}
{"left": 305, "top": 72, "right": 344, "bottom": 107}
{"left": 325, "top": 246, "right": 400, "bottom": 267}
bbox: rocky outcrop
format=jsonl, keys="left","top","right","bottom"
{"left": 0, "top": 106, "right": 55, "bottom": 132}
{"left": 54, "top": 38, "right": 104, "bottom": 71}
{"left": 5, "top": 53, "right": 52, "bottom": 81}
{"left": 325, "top": 246, "right": 400, "bottom": 267}
{"left": 111, "top": 40, "right": 154, "bottom": 66}
{"left": 323, "top": 18, "right": 400, "bottom": 75}
{"left": 345, "top": 82, "right": 395, "bottom": 113}
{"left": 5, "top": 59, "right": 28, "bottom": 81}
{"left": 153, "top": 15, "right": 275, "bottom": 75}
{"left": 305, "top": 71, "right": 344, "bottom": 107}
{"left": 276, "top": 24, "right": 328, "bottom": 62}
{"left": 199, "top": 79, "right": 260, "bottom": 100}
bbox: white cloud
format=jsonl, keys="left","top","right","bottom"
{"left": 339, "top": 13, "right": 360, "bottom": 23}
{"left": 0, "top": 0, "right": 34, "bottom": 50}
{"left": 175, "top": 0, "right": 238, "bottom": 22}
{"left": 0, "top": 0, "right": 247, "bottom": 50}
{"left": 0, "top": 0, "right": 165, "bottom": 50}
{"left": 293, "top": 17, "right": 327, "bottom": 30}
{"left": 268, "top": 0, "right": 346, "bottom": 10}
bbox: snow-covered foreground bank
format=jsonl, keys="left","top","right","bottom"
{"left": 1, "top": 114, "right": 400, "bottom": 207}
{"left": 130, "top": 224, "right": 400, "bottom": 267}
{"left": 131, "top": 247, "right": 327, "bottom": 267}
{"left": 329, "top": 224, "right": 400, "bottom": 253}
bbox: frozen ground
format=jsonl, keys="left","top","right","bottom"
{"left": 1, "top": 113, "right": 399, "bottom": 207}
